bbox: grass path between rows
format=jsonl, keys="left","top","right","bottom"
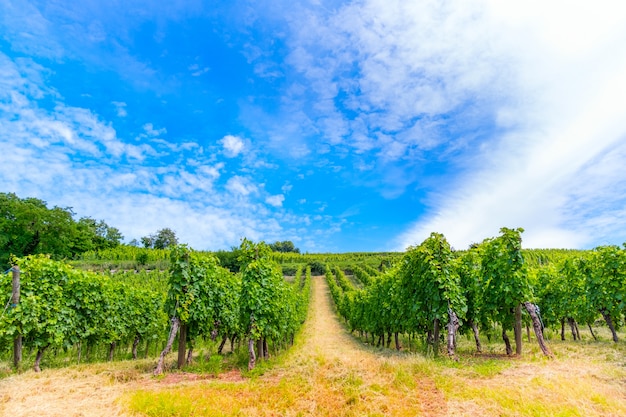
{"left": 129, "top": 275, "right": 451, "bottom": 416}
{"left": 2, "top": 276, "right": 626, "bottom": 416}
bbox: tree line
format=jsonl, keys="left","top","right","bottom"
{"left": 0, "top": 192, "right": 123, "bottom": 268}
{"left": 0, "top": 192, "right": 186, "bottom": 268}
{"left": 1, "top": 192, "right": 302, "bottom": 270}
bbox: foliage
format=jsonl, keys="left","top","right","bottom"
{"left": 308, "top": 260, "right": 326, "bottom": 275}
{"left": 398, "top": 232, "right": 466, "bottom": 337}
{"left": 165, "top": 245, "right": 223, "bottom": 342}
{"left": 239, "top": 240, "right": 298, "bottom": 341}
{"left": 213, "top": 248, "right": 242, "bottom": 272}
{"left": 75, "top": 245, "right": 170, "bottom": 270}
{"left": 534, "top": 258, "right": 594, "bottom": 329}
{"left": 142, "top": 228, "right": 179, "bottom": 250}
{"left": 352, "top": 264, "right": 374, "bottom": 286}
{"left": 456, "top": 245, "right": 488, "bottom": 331}
{"left": 269, "top": 240, "right": 300, "bottom": 253}
{"left": 76, "top": 217, "right": 123, "bottom": 250}
{"left": 479, "top": 227, "right": 532, "bottom": 329}
{"left": 586, "top": 245, "right": 626, "bottom": 331}
{"left": 0, "top": 255, "right": 166, "bottom": 368}
{"left": 0, "top": 192, "right": 122, "bottom": 268}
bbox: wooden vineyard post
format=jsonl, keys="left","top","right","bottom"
{"left": 514, "top": 304, "right": 523, "bottom": 355}
{"left": 177, "top": 323, "right": 187, "bottom": 369}
{"left": 432, "top": 318, "right": 440, "bottom": 356}
{"left": 447, "top": 309, "right": 460, "bottom": 358}
{"left": 12, "top": 266, "right": 22, "bottom": 370}
{"left": 248, "top": 338, "right": 256, "bottom": 370}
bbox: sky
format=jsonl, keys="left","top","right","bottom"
{"left": 1, "top": 0, "right": 626, "bottom": 253}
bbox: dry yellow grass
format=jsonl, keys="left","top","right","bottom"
{"left": 0, "top": 364, "right": 144, "bottom": 416}
{"left": 2, "top": 276, "right": 626, "bottom": 416}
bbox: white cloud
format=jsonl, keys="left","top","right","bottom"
{"left": 0, "top": 52, "right": 287, "bottom": 250}
{"left": 266, "top": 194, "right": 285, "bottom": 207}
{"left": 225, "top": 175, "right": 257, "bottom": 196}
{"left": 281, "top": 0, "right": 508, "bottom": 152}
{"left": 0, "top": 0, "right": 64, "bottom": 59}
{"left": 394, "top": 0, "right": 626, "bottom": 250}
{"left": 220, "top": 134, "right": 245, "bottom": 157}
{"left": 236, "top": 0, "right": 626, "bottom": 250}
{"left": 112, "top": 101, "right": 127, "bottom": 117}
{"left": 142, "top": 123, "right": 167, "bottom": 137}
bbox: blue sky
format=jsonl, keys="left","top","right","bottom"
{"left": 1, "top": 0, "right": 626, "bottom": 253}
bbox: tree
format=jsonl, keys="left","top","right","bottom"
{"left": 76, "top": 217, "right": 123, "bottom": 251}
{"left": 0, "top": 193, "right": 81, "bottom": 266}
{"left": 0, "top": 193, "right": 124, "bottom": 267}
{"left": 214, "top": 248, "right": 242, "bottom": 272}
{"left": 142, "top": 228, "right": 178, "bottom": 249}
{"left": 457, "top": 244, "right": 487, "bottom": 352}
{"left": 140, "top": 236, "right": 154, "bottom": 249}
{"left": 155, "top": 245, "right": 223, "bottom": 374}
{"left": 269, "top": 240, "right": 300, "bottom": 253}
{"left": 479, "top": 227, "right": 551, "bottom": 357}
{"left": 238, "top": 239, "right": 296, "bottom": 369}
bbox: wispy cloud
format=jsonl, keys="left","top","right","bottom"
{"left": 188, "top": 63, "right": 210, "bottom": 77}
{"left": 395, "top": 0, "right": 626, "bottom": 249}
{"left": 0, "top": 0, "right": 65, "bottom": 59}
{"left": 242, "top": 0, "right": 510, "bottom": 196}
{"left": 3, "top": 0, "right": 625, "bottom": 253}
{"left": 112, "top": 101, "right": 127, "bottom": 117}
{"left": 0, "top": 49, "right": 338, "bottom": 250}
{"left": 142, "top": 123, "right": 167, "bottom": 138}
{"left": 244, "top": 0, "right": 626, "bottom": 249}
{"left": 225, "top": 175, "right": 257, "bottom": 196}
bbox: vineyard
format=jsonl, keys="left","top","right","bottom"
{"left": 1, "top": 230, "right": 626, "bottom": 415}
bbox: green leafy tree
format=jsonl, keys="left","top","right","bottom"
{"left": 0, "top": 193, "right": 123, "bottom": 267}
{"left": 155, "top": 244, "right": 240, "bottom": 373}
{"left": 534, "top": 257, "right": 595, "bottom": 341}
{"left": 457, "top": 245, "right": 487, "bottom": 352}
{"left": 76, "top": 217, "right": 123, "bottom": 250}
{"left": 269, "top": 240, "right": 300, "bottom": 253}
{"left": 214, "top": 247, "right": 243, "bottom": 272}
{"left": 142, "top": 228, "right": 178, "bottom": 249}
{"left": 0, "top": 193, "right": 76, "bottom": 266}
{"left": 0, "top": 255, "right": 77, "bottom": 371}
{"left": 0, "top": 255, "right": 167, "bottom": 370}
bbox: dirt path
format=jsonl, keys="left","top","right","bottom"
{"left": 258, "top": 275, "right": 448, "bottom": 416}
